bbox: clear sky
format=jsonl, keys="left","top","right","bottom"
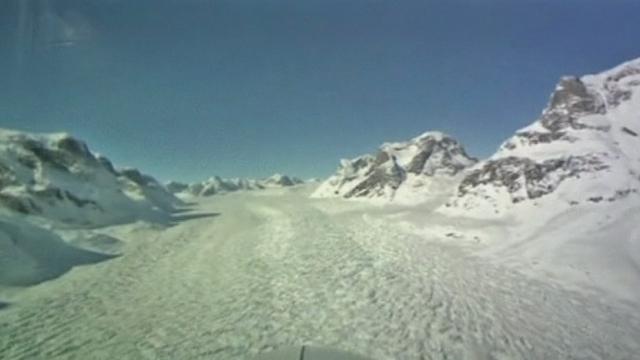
{"left": 1, "top": 0, "right": 639, "bottom": 182}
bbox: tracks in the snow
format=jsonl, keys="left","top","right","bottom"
{"left": 1, "top": 193, "right": 639, "bottom": 360}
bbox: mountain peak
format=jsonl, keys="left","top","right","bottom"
{"left": 0, "top": 127, "right": 181, "bottom": 226}
{"left": 313, "top": 131, "right": 476, "bottom": 201}
{"left": 444, "top": 58, "right": 640, "bottom": 217}
{"left": 168, "top": 173, "right": 303, "bottom": 197}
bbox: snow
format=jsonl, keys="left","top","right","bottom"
{"left": 391, "top": 173, "right": 461, "bottom": 206}
{"left": 400, "top": 191, "right": 640, "bottom": 303}
{"left": 313, "top": 132, "right": 476, "bottom": 201}
{"left": 2, "top": 58, "right": 640, "bottom": 360}
{"left": 0, "top": 128, "right": 181, "bottom": 227}
{"left": 173, "top": 174, "right": 303, "bottom": 198}
{"left": 0, "top": 211, "right": 116, "bottom": 287}
{"left": 442, "top": 57, "right": 640, "bottom": 220}
{"left": 310, "top": 155, "right": 376, "bottom": 199}
{"left": 1, "top": 187, "right": 639, "bottom": 360}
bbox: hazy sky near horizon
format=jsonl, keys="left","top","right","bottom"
{"left": 1, "top": 0, "right": 639, "bottom": 182}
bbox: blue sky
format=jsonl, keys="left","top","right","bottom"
{"left": 1, "top": 0, "right": 639, "bottom": 182}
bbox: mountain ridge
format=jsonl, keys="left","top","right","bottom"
{"left": 444, "top": 57, "right": 640, "bottom": 217}
{"left": 314, "top": 57, "right": 640, "bottom": 216}
{"left": 312, "top": 131, "right": 477, "bottom": 202}
{"left": 167, "top": 173, "right": 304, "bottom": 198}
{"left": 0, "top": 128, "right": 181, "bottom": 227}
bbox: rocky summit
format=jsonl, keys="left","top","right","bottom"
{"left": 447, "top": 58, "right": 640, "bottom": 216}
{"left": 312, "top": 131, "right": 477, "bottom": 201}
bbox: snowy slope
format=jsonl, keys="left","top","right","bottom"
{"left": 0, "top": 128, "right": 185, "bottom": 287}
{"left": 0, "top": 212, "right": 115, "bottom": 287}
{"left": 0, "top": 128, "right": 182, "bottom": 227}
{"left": 312, "top": 131, "right": 476, "bottom": 203}
{"left": 2, "top": 189, "right": 639, "bottom": 360}
{"left": 309, "top": 58, "right": 640, "bottom": 305}
{"left": 384, "top": 58, "right": 640, "bottom": 304}
{"left": 170, "top": 174, "right": 304, "bottom": 198}
{"left": 444, "top": 58, "right": 640, "bottom": 218}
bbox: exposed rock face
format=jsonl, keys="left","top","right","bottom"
{"left": 261, "top": 174, "right": 303, "bottom": 187}
{"left": 312, "top": 132, "right": 477, "bottom": 200}
{"left": 166, "top": 181, "right": 189, "bottom": 194}
{"left": 446, "top": 58, "right": 640, "bottom": 216}
{"left": 541, "top": 76, "right": 607, "bottom": 132}
{"left": 94, "top": 154, "right": 118, "bottom": 176}
{"left": 400, "top": 133, "right": 477, "bottom": 176}
{"left": 0, "top": 129, "right": 181, "bottom": 226}
{"left": 458, "top": 155, "right": 609, "bottom": 203}
{"left": 199, "top": 176, "right": 242, "bottom": 196}
{"left": 343, "top": 152, "right": 406, "bottom": 199}
{"left": 119, "top": 168, "right": 157, "bottom": 187}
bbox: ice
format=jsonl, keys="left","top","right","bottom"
{"left": 1, "top": 187, "right": 639, "bottom": 359}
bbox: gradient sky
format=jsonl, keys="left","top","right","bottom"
{"left": 1, "top": 0, "right": 639, "bottom": 182}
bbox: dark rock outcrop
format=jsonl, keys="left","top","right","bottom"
{"left": 450, "top": 58, "right": 640, "bottom": 211}
{"left": 313, "top": 132, "right": 476, "bottom": 200}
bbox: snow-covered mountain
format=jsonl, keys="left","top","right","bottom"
{"left": 261, "top": 173, "right": 304, "bottom": 187}
{"left": 444, "top": 58, "right": 640, "bottom": 217}
{"left": 170, "top": 174, "right": 304, "bottom": 197}
{"left": 0, "top": 128, "right": 182, "bottom": 226}
{"left": 314, "top": 59, "right": 640, "bottom": 214}
{"left": 312, "top": 132, "right": 477, "bottom": 202}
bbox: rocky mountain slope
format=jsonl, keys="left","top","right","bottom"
{"left": 312, "top": 132, "right": 477, "bottom": 202}
{"left": 314, "top": 59, "right": 640, "bottom": 215}
{"left": 169, "top": 174, "right": 304, "bottom": 197}
{"left": 310, "top": 58, "right": 640, "bottom": 306}
{"left": 444, "top": 58, "right": 640, "bottom": 217}
{"left": 0, "top": 128, "right": 182, "bottom": 226}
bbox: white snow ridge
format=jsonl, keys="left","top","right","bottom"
{"left": 2, "top": 58, "right": 640, "bottom": 360}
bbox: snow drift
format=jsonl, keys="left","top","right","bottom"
{"left": 0, "top": 214, "right": 116, "bottom": 286}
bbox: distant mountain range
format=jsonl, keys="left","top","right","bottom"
{"left": 167, "top": 174, "right": 304, "bottom": 198}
